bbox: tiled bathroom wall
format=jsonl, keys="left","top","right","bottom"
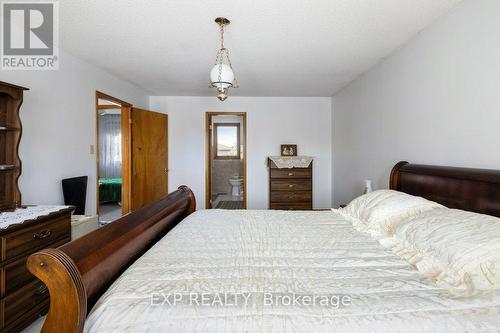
{"left": 212, "top": 159, "right": 243, "bottom": 195}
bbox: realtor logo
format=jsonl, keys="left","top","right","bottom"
{"left": 1, "top": 1, "right": 59, "bottom": 70}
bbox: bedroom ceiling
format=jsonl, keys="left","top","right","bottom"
{"left": 59, "top": 0, "right": 462, "bottom": 96}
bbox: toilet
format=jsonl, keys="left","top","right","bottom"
{"left": 229, "top": 175, "right": 243, "bottom": 196}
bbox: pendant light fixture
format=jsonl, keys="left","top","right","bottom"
{"left": 210, "top": 17, "right": 238, "bottom": 101}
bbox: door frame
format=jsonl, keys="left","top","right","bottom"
{"left": 205, "top": 112, "right": 247, "bottom": 209}
{"left": 95, "top": 91, "right": 132, "bottom": 216}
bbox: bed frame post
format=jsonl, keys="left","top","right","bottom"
{"left": 390, "top": 161, "right": 409, "bottom": 190}
{"left": 180, "top": 185, "right": 197, "bottom": 215}
{"left": 27, "top": 249, "right": 87, "bottom": 332}
{"left": 27, "top": 186, "right": 196, "bottom": 333}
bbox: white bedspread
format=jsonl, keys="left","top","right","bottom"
{"left": 85, "top": 210, "right": 500, "bottom": 333}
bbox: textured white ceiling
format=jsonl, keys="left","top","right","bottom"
{"left": 60, "top": 0, "right": 462, "bottom": 96}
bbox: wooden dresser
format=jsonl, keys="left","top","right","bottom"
{"left": 268, "top": 158, "right": 313, "bottom": 210}
{"left": 0, "top": 207, "right": 73, "bottom": 332}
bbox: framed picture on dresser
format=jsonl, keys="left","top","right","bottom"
{"left": 280, "top": 144, "right": 297, "bottom": 156}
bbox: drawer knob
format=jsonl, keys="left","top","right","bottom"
{"left": 288, "top": 184, "right": 294, "bottom": 188}
{"left": 288, "top": 196, "right": 294, "bottom": 199}
{"left": 288, "top": 173, "right": 294, "bottom": 176}
{"left": 34, "top": 284, "right": 48, "bottom": 297}
{"left": 33, "top": 229, "right": 51, "bottom": 240}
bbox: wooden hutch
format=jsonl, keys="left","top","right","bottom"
{"left": 0, "top": 81, "right": 27, "bottom": 211}
{"left": 0, "top": 81, "right": 73, "bottom": 331}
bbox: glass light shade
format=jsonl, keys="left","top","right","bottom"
{"left": 210, "top": 64, "right": 234, "bottom": 90}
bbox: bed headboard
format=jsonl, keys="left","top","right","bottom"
{"left": 390, "top": 161, "right": 500, "bottom": 217}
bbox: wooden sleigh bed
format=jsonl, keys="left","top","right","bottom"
{"left": 27, "top": 162, "right": 500, "bottom": 332}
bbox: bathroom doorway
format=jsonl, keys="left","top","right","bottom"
{"left": 205, "top": 112, "right": 247, "bottom": 209}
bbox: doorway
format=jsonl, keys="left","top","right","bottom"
{"left": 95, "top": 92, "right": 132, "bottom": 225}
{"left": 206, "top": 112, "right": 247, "bottom": 209}
{"left": 96, "top": 93, "right": 169, "bottom": 224}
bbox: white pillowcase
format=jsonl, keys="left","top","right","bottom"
{"left": 382, "top": 208, "right": 500, "bottom": 296}
{"left": 337, "top": 190, "right": 444, "bottom": 237}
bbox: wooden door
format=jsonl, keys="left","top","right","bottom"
{"left": 130, "top": 108, "right": 168, "bottom": 211}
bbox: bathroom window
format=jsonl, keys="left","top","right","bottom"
{"left": 214, "top": 123, "right": 240, "bottom": 159}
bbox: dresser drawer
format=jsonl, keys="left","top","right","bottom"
{"left": 1, "top": 257, "right": 34, "bottom": 299}
{"left": 0, "top": 237, "right": 68, "bottom": 298}
{"left": 270, "top": 202, "right": 312, "bottom": 210}
{"left": 271, "top": 191, "right": 312, "bottom": 202}
{"left": 1, "top": 279, "right": 48, "bottom": 329}
{"left": 1, "top": 216, "right": 70, "bottom": 262}
{"left": 270, "top": 168, "right": 312, "bottom": 179}
{"left": 270, "top": 179, "right": 312, "bottom": 191}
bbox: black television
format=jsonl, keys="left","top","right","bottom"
{"left": 61, "top": 176, "right": 88, "bottom": 215}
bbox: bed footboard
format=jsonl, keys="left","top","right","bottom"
{"left": 27, "top": 186, "right": 196, "bottom": 333}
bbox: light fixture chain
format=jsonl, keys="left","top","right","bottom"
{"left": 220, "top": 23, "right": 225, "bottom": 49}
{"left": 224, "top": 48, "right": 238, "bottom": 88}
{"left": 217, "top": 24, "right": 225, "bottom": 86}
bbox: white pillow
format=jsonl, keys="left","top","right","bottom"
{"left": 337, "top": 190, "right": 444, "bottom": 237}
{"left": 383, "top": 208, "right": 500, "bottom": 296}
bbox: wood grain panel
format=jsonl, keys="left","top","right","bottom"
{"left": 0, "top": 237, "right": 68, "bottom": 298}
{"left": 391, "top": 161, "right": 500, "bottom": 217}
{"left": 1, "top": 217, "right": 70, "bottom": 261}
{"left": 271, "top": 191, "right": 312, "bottom": 202}
{"left": 0, "top": 299, "right": 48, "bottom": 333}
{"left": 2, "top": 257, "right": 32, "bottom": 298}
{"left": 270, "top": 202, "right": 312, "bottom": 210}
{"left": 270, "top": 168, "right": 312, "bottom": 179}
{"left": 0, "top": 206, "right": 72, "bottom": 332}
{"left": 270, "top": 179, "right": 312, "bottom": 191}
{"left": 131, "top": 108, "right": 168, "bottom": 211}
{"left": 1, "top": 279, "right": 48, "bottom": 328}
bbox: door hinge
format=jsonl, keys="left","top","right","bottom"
{"left": 209, "top": 125, "right": 212, "bottom": 130}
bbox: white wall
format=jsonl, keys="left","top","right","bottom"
{"left": 1, "top": 49, "right": 149, "bottom": 214}
{"left": 150, "top": 96, "right": 332, "bottom": 209}
{"left": 332, "top": 0, "right": 500, "bottom": 206}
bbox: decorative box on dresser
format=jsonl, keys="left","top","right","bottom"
{"left": 268, "top": 157, "right": 313, "bottom": 210}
